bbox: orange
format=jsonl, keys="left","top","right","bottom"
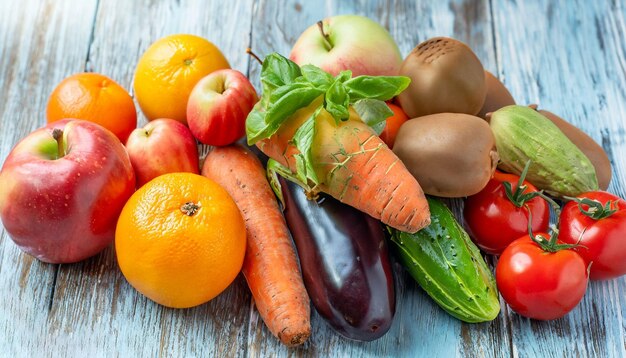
{"left": 46, "top": 73, "right": 137, "bottom": 143}
{"left": 380, "top": 103, "right": 409, "bottom": 148}
{"left": 115, "top": 173, "right": 246, "bottom": 308}
{"left": 133, "top": 34, "right": 230, "bottom": 124}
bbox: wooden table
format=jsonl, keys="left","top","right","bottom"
{"left": 1, "top": 0, "right": 625, "bottom": 356}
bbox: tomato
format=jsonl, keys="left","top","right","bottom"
{"left": 464, "top": 170, "right": 550, "bottom": 255}
{"left": 559, "top": 191, "right": 626, "bottom": 280}
{"left": 380, "top": 103, "right": 408, "bottom": 148}
{"left": 496, "top": 234, "right": 588, "bottom": 320}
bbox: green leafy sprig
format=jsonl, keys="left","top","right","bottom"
{"left": 246, "top": 53, "right": 410, "bottom": 144}
{"left": 246, "top": 53, "right": 410, "bottom": 189}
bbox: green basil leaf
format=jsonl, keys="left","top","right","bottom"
{"left": 291, "top": 106, "right": 322, "bottom": 185}
{"left": 245, "top": 101, "right": 268, "bottom": 145}
{"left": 324, "top": 80, "right": 350, "bottom": 122}
{"left": 335, "top": 70, "right": 353, "bottom": 83}
{"left": 260, "top": 53, "right": 302, "bottom": 94}
{"left": 248, "top": 85, "right": 323, "bottom": 144}
{"left": 344, "top": 76, "right": 411, "bottom": 101}
{"left": 353, "top": 99, "right": 393, "bottom": 135}
{"left": 301, "top": 65, "right": 333, "bottom": 90}
{"left": 269, "top": 81, "right": 315, "bottom": 103}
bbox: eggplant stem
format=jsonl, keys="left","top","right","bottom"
{"left": 266, "top": 159, "right": 288, "bottom": 210}
{"left": 266, "top": 159, "right": 322, "bottom": 208}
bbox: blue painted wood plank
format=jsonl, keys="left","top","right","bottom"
{"left": 0, "top": 0, "right": 99, "bottom": 354}
{"left": 492, "top": 0, "right": 626, "bottom": 356}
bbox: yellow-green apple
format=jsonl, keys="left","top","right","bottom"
{"left": 186, "top": 69, "right": 258, "bottom": 146}
{"left": 0, "top": 120, "right": 135, "bottom": 263}
{"left": 289, "top": 15, "right": 403, "bottom": 77}
{"left": 125, "top": 118, "right": 199, "bottom": 187}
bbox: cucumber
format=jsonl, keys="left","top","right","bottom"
{"left": 490, "top": 105, "right": 598, "bottom": 197}
{"left": 389, "top": 197, "right": 500, "bottom": 323}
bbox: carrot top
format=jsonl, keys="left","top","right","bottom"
{"left": 246, "top": 53, "right": 410, "bottom": 189}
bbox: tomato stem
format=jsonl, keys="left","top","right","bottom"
{"left": 563, "top": 196, "right": 618, "bottom": 220}
{"left": 503, "top": 160, "right": 541, "bottom": 208}
{"left": 535, "top": 191, "right": 561, "bottom": 217}
{"left": 527, "top": 210, "right": 579, "bottom": 253}
{"left": 507, "top": 160, "right": 568, "bottom": 252}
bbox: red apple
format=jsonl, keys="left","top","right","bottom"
{"left": 125, "top": 118, "right": 199, "bottom": 187}
{"left": 0, "top": 120, "right": 135, "bottom": 263}
{"left": 186, "top": 69, "right": 258, "bottom": 146}
{"left": 289, "top": 15, "right": 403, "bottom": 77}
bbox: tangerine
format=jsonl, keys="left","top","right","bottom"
{"left": 115, "top": 173, "right": 246, "bottom": 308}
{"left": 133, "top": 34, "right": 230, "bottom": 124}
{"left": 46, "top": 73, "right": 137, "bottom": 143}
{"left": 380, "top": 103, "right": 409, "bottom": 148}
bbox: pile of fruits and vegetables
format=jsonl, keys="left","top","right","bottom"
{"left": 1, "top": 14, "right": 624, "bottom": 346}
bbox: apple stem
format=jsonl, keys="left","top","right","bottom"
{"left": 181, "top": 202, "right": 200, "bottom": 216}
{"left": 246, "top": 48, "right": 263, "bottom": 66}
{"left": 317, "top": 21, "right": 332, "bottom": 50}
{"left": 52, "top": 128, "right": 64, "bottom": 159}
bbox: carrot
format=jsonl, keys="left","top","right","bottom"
{"left": 201, "top": 145, "right": 310, "bottom": 346}
{"left": 259, "top": 106, "right": 431, "bottom": 234}
{"left": 247, "top": 52, "right": 430, "bottom": 233}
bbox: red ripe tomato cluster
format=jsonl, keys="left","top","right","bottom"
{"left": 464, "top": 162, "right": 626, "bottom": 321}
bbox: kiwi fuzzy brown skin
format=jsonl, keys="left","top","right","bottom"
{"left": 392, "top": 113, "right": 499, "bottom": 198}
{"left": 478, "top": 71, "right": 516, "bottom": 120}
{"left": 397, "top": 37, "right": 487, "bottom": 118}
{"left": 528, "top": 104, "right": 612, "bottom": 190}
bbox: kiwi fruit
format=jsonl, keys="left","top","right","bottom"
{"left": 478, "top": 71, "right": 516, "bottom": 119}
{"left": 397, "top": 37, "right": 486, "bottom": 118}
{"left": 393, "top": 113, "right": 498, "bottom": 197}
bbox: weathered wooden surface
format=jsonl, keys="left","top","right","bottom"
{"left": 493, "top": 1, "right": 626, "bottom": 356}
{"left": 0, "top": 0, "right": 99, "bottom": 356}
{"left": 0, "top": 0, "right": 624, "bottom": 356}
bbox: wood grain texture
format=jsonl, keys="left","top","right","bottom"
{"left": 492, "top": 0, "right": 626, "bottom": 356}
{"left": 0, "top": 0, "right": 625, "bottom": 356}
{"left": 0, "top": 0, "right": 98, "bottom": 355}
{"left": 43, "top": 0, "right": 255, "bottom": 356}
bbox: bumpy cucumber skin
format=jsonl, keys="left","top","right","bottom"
{"left": 490, "top": 105, "right": 598, "bottom": 197}
{"left": 389, "top": 197, "right": 500, "bottom": 323}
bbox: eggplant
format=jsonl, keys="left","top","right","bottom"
{"left": 276, "top": 176, "right": 396, "bottom": 341}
